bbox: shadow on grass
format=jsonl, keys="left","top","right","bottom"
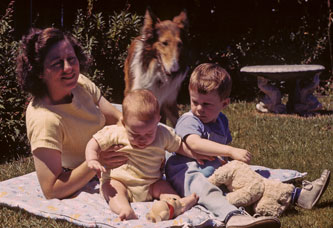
{"left": 277, "top": 200, "right": 333, "bottom": 217}
{"left": 301, "top": 109, "right": 333, "bottom": 117}
{"left": 248, "top": 108, "right": 333, "bottom": 119}
{"left": 316, "top": 200, "right": 333, "bottom": 209}
{"left": 283, "top": 206, "right": 300, "bottom": 216}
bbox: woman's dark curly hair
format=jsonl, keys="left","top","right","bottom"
{"left": 16, "top": 27, "right": 91, "bottom": 98}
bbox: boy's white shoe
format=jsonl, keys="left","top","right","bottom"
{"left": 297, "top": 169, "right": 330, "bottom": 209}
{"left": 226, "top": 212, "right": 280, "bottom": 228}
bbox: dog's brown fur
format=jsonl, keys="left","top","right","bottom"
{"left": 124, "top": 8, "right": 189, "bottom": 126}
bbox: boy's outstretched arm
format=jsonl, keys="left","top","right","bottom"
{"left": 176, "top": 141, "right": 215, "bottom": 165}
{"left": 185, "top": 134, "right": 252, "bottom": 163}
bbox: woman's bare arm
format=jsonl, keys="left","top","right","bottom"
{"left": 34, "top": 145, "right": 128, "bottom": 199}
{"left": 33, "top": 148, "right": 96, "bottom": 199}
{"left": 98, "top": 96, "right": 121, "bottom": 125}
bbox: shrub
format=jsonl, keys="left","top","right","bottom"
{"left": 0, "top": 0, "right": 29, "bottom": 162}
{"left": 197, "top": 10, "right": 330, "bottom": 100}
{"left": 0, "top": 0, "right": 143, "bottom": 162}
{"left": 71, "top": 0, "right": 143, "bottom": 103}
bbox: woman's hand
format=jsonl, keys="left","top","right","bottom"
{"left": 99, "top": 144, "right": 128, "bottom": 169}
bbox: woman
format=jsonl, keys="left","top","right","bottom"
{"left": 16, "top": 27, "right": 128, "bottom": 199}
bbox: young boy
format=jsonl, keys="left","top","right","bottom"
{"left": 165, "top": 63, "right": 330, "bottom": 228}
{"left": 85, "top": 89, "right": 198, "bottom": 221}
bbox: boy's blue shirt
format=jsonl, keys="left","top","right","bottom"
{"left": 174, "top": 110, "right": 232, "bottom": 177}
{"left": 175, "top": 110, "right": 232, "bottom": 145}
{"left": 166, "top": 110, "right": 306, "bottom": 220}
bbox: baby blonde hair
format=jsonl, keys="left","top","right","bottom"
{"left": 122, "top": 89, "right": 160, "bottom": 123}
{"left": 189, "top": 63, "right": 232, "bottom": 100}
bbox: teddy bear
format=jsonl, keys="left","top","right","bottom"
{"left": 146, "top": 197, "right": 184, "bottom": 223}
{"left": 208, "top": 160, "right": 295, "bottom": 217}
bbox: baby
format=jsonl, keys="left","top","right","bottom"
{"left": 85, "top": 89, "right": 198, "bottom": 220}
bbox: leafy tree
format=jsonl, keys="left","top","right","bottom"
{"left": 72, "top": 0, "right": 143, "bottom": 102}
{"left": 0, "top": 0, "right": 29, "bottom": 162}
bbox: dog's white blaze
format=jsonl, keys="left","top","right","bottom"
{"left": 130, "top": 41, "right": 187, "bottom": 106}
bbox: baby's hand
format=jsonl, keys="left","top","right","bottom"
{"left": 231, "top": 148, "right": 251, "bottom": 164}
{"left": 87, "top": 159, "right": 106, "bottom": 173}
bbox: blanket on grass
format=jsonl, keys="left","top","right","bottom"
{"left": 0, "top": 167, "right": 306, "bottom": 228}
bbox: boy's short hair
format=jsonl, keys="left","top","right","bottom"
{"left": 122, "top": 89, "right": 160, "bottom": 123}
{"left": 189, "top": 63, "right": 232, "bottom": 100}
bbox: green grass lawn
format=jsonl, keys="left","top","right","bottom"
{"left": 1, "top": 94, "right": 332, "bottom": 228}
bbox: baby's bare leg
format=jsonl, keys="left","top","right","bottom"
{"left": 101, "top": 179, "right": 137, "bottom": 220}
{"left": 150, "top": 179, "right": 199, "bottom": 213}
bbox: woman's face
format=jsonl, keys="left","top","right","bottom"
{"left": 41, "top": 39, "right": 80, "bottom": 103}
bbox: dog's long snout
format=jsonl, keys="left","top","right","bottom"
{"left": 170, "top": 59, "right": 180, "bottom": 73}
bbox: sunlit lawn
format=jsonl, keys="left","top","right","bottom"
{"left": 0, "top": 93, "right": 332, "bottom": 228}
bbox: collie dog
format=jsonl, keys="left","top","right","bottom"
{"left": 124, "top": 9, "right": 189, "bottom": 126}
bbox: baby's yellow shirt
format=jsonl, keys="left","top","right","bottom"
{"left": 94, "top": 124, "right": 181, "bottom": 187}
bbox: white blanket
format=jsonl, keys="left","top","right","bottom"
{"left": 0, "top": 172, "right": 223, "bottom": 228}
{"left": 0, "top": 167, "right": 306, "bottom": 227}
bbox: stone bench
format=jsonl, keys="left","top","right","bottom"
{"left": 240, "top": 65, "right": 325, "bottom": 114}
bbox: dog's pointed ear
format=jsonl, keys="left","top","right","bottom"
{"left": 142, "top": 7, "right": 159, "bottom": 41}
{"left": 173, "top": 9, "right": 189, "bottom": 31}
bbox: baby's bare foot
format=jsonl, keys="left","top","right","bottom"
{"left": 180, "top": 193, "right": 199, "bottom": 213}
{"left": 118, "top": 208, "right": 138, "bottom": 221}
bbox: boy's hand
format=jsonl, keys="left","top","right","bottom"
{"left": 231, "top": 148, "right": 251, "bottom": 164}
